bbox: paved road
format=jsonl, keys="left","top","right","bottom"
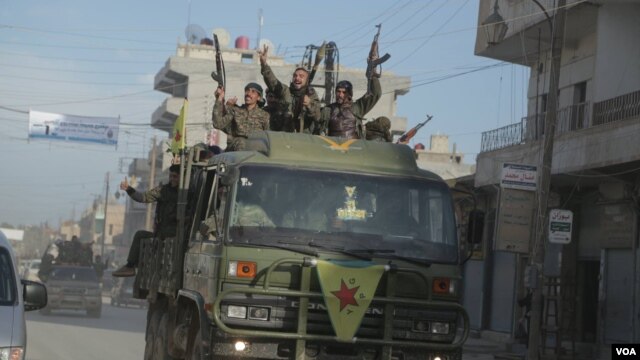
{"left": 25, "top": 295, "right": 503, "bottom": 360}
{"left": 25, "top": 296, "right": 147, "bottom": 360}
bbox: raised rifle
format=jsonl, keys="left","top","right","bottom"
{"left": 293, "top": 42, "right": 326, "bottom": 133}
{"left": 210, "top": 34, "right": 226, "bottom": 113}
{"left": 396, "top": 115, "right": 433, "bottom": 144}
{"left": 366, "top": 24, "right": 391, "bottom": 92}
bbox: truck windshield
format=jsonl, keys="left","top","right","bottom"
{"left": 0, "top": 249, "right": 17, "bottom": 305}
{"left": 228, "top": 166, "right": 458, "bottom": 263}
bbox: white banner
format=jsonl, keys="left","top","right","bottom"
{"left": 29, "top": 110, "right": 119, "bottom": 146}
{"left": 501, "top": 163, "right": 537, "bottom": 191}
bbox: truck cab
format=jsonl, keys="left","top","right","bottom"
{"left": 135, "top": 132, "right": 471, "bottom": 360}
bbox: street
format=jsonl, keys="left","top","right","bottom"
{"left": 25, "top": 296, "right": 146, "bottom": 360}
{"left": 24, "top": 296, "right": 503, "bottom": 360}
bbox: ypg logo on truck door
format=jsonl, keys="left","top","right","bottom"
{"left": 316, "top": 260, "right": 386, "bottom": 342}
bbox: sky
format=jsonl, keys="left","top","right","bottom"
{"left": 0, "top": 0, "right": 530, "bottom": 227}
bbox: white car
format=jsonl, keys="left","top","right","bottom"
{"left": 23, "top": 259, "right": 42, "bottom": 282}
{"left": 0, "top": 231, "right": 47, "bottom": 360}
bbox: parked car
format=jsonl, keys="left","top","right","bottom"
{"left": 22, "top": 259, "right": 41, "bottom": 282}
{"left": 110, "top": 277, "right": 145, "bottom": 308}
{"left": 0, "top": 231, "right": 47, "bottom": 360}
{"left": 40, "top": 265, "right": 102, "bottom": 318}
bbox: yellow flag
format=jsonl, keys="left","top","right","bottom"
{"left": 316, "top": 260, "right": 386, "bottom": 342}
{"left": 171, "top": 98, "right": 188, "bottom": 154}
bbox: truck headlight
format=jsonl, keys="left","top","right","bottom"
{"left": 430, "top": 322, "right": 450, "bottom": 334}
{"left": 0, "top": 346, "right": 24, "bottom": 360}
{"left": 248, "top": 306, "right": 269, "bottom": 321}
{"left": 227, "top": 305, "right": 247, "bottom": 319}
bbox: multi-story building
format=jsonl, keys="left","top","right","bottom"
{"left": 151, "top": 34, "right": 412, "bottom": 166}
{"left": 468, "top": 0, "right": 640, "bottom": 353}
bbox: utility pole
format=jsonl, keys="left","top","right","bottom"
{"left": 145, "top": 136, "right": 157, "bottom": 230}
{"left": 527, "top": 1, "right": 567, "bottom": 359}
{"left": 101, "top": 171, "right": 110, "bottom": 259}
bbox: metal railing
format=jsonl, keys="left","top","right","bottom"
{"left": 480, "top": 88, "right": 640, "bottom": 153}
{"left": 480, "top": 122, "right": 525, "bottom": 152}
{"left": 593, "top": 90, "right": 640, "bottom": 126}
{"left": 557, "top": 102, "right": 591, "bottom": 135}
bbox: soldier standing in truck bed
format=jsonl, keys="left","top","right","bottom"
{"left": 212, "top": 82, "right": 270, "bottom": 151}
{"left": 320, "top": 76, "right": 382, "bottom": 139}
{"left": 112, "top": 164, "right": 180, "bottom": 277}
{"left": 258, "top": 45, "right": 322, "bottom": 134}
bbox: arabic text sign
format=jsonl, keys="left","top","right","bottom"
{"left": 495, "top": 188, "right": 535, "bottom": 253}
{"left": 548, "top": 209, "right": 573, "bottom": 244}
{"left": 501, "top": 163, "right": 537, "bottom": 191}
{"left": 29, "top": 110, "right": 119, "bottom": 146}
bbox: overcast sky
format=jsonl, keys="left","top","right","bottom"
{"left": 0, "top": 0, "right": 530, "bottom": 226}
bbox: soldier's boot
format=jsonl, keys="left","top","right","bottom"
{"left": 112, "top": 264, "right": 135, "bottom": 277}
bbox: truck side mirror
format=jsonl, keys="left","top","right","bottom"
{"left": 467, "top": 210, "right": 485, "bottom": 244}
{"left": 22, "top": 279, "right": 48, "bottom": 311}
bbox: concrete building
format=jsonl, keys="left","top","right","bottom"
{"left": 467, "top": 0, "right": 640, "bottom": 355}
{"left": 151, "top": 37, "right": 411, "bottom": 166}
{"left": 414, "top": 134, "right": 476, "bottom": 181}
{"left": 78, "top": 199, "right": 125, "bottom": 261}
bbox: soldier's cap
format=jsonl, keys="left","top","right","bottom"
{"left": 169, "top": 164, "right": 180, "bottom": 174}
{"left": 336, "top": 80, "right": 353, "bottom": 97}
{"left": 375, "top": 116, "right": 391, "bottom": 129}
{"left": 244, "top": 82, "right": 264, "bottom": 98}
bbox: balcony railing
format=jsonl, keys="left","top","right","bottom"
{"left": 593, "top": 90, "right": 640, "bottom": 126}
{"left": 480, "top": 90, "right": 640, "bottom": 153}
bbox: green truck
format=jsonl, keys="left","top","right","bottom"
{"left": 134, "top": 131, "right": 474, "bottom": 360}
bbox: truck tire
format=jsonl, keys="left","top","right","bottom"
{"left": 153, "top": 313, "right": 176, "bottom": 360}
{"left": 188, "top": 329, "right": 204, "bottom": 360}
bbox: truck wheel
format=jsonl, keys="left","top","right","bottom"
{"left": 153, "top": 313, "right": 176, "bottom": 360}
{"left": 188, "top": 329, "right": 204, "bottom": 360}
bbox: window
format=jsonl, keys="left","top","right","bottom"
{"left": 0, "top": 249, "right": 17, "bottom": 305}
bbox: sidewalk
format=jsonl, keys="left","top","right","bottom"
{"left": 461, "top": 330, "right": 611, "bottom": 360}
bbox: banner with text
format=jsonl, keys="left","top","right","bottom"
{"left": 501, "top": 163, "right": 537, "bottom": 191}
{"left": 29, "top": 110, "right": 119, "bottom": 146}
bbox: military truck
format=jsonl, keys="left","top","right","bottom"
{"left": 134, "top": 131, "right": 476, "bottom": 360}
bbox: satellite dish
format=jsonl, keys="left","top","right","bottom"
{"left": 259, "top": 38, "right": 275, "bottom": 54}
{"left": 185, "top": 24, "right": 207, "bottom": 44}
{"left": 212, "top": 28, "right": 231, "bottom": 48}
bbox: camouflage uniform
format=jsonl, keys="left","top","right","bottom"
{"left": 365, "top": 116, "right": 392, "bottom": 142}
{"left": 261, "top": 64, "right": 322, "bottom": 134}
{"left": 127, "top": 184, "right": 178, "bottom": 238}
{"left": 212, "top": 101, "right": 270, "bottom": 151}
{"left": 320, "top": 78, "right": 381, "bottom": 139}
{"left": 123, "top": 184, "right": 178, "bottom": 267}
{"left": 264, "top": 104, "right": 292, "bottom": 132}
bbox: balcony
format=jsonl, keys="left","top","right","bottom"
{"left": 480, "top": 89, "right": 640, "bottom": 153}
{"left": 476, "top": 89, "right": 640, "bottom": 187}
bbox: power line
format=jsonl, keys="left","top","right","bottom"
{"left": 0, "top": 49, "right": 162, "bottom": 64}
{"left": 0, "top": 40, "right": 171, "bottom": 53}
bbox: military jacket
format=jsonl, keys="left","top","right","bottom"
{"left": 320, "top": 78, "right": 382, "bottom": 139}
{"left": 127, "top": 184, "right": 178, "bottom": 238}
{"left": 212, "top": 101, "right": 270, "bottom": 151}
{"left": 261, "top": 64, "right": 321, "bottom": 134}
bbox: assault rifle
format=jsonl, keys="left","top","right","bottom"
{"left": 366, "top": 24, "right": 391, "bottom": 92}
{"left": 210, "top": 34, "right": 226, "bottom": 113}
{"left": 293, "top": 42, "right": 326, "bottom": 133}
{"left": 396, "top": 115, "right": 433, "bottom": 144}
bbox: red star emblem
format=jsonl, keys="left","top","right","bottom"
{"left": 331, "top": 279, "right": 359, "bottom": 311}
{"left": 174, "top": 130, "right": 182, "bottom": 142}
